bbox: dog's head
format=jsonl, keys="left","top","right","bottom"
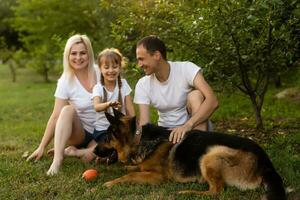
{"left": 94, "top": 109, "right": 136, "bottom": 163}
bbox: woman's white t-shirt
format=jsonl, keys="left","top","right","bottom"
{"left": 92, "top": 79, "right": 132, "bottom": 131}
{"left": 54, "top": 74, "right": 96, "bottom": 134}
{"left": 134, "top": 61, "right": 200, "bottom": 128}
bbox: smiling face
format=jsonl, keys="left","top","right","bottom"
{"left": 136, "top": 45, "right": 160, "bottom": 75}
{"left": 99, "top": 57, "right": 121, "bottom": 83}
{"left": 68, "top": 42, "right": 89, "bottom": 71}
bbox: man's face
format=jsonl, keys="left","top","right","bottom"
{"left": 136, "top": 45, "right": 159, "bottom": 75}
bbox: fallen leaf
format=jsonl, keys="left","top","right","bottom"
{"left": 278, "top": 131, "right": 285, "bottom": 135}
{"left": 241, "top": 117, "right": 248, "bottom": 121}
{"left": 227, "top": 129, "right": 236, "bottom": 133}
{"left": 286, "top": 186, "right": 295, "bottom": 193}
{"left": 22, "top": 151, "right": 29, "bottom": 158}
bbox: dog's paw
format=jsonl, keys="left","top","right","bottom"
{"left": 102, "top": 181, "right": 115, "bottom": 188}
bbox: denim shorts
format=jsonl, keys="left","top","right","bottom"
{"left": 75, "top": 129, "right": 94, "bottom": 149}
{"left": 93, "top": 129, "right": 108, "bottom": 143}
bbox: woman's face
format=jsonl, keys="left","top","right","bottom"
{"left": 69, "top": 42, "right": 89, "bottom": 71}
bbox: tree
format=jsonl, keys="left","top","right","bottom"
{"left": 108, "top": 0, "right": 299, "bottom": 129}
{"left": 11, "top": 0, "right": 116, "bottom": 81}
{"left": 0, "top": 0, "right": 21, "bottom": 82}
{"left": 192, "top": 0, "right": 299, "bottom": 129}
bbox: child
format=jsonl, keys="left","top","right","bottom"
{"left": 92, "top": 48, "right": 135, "bottom": 162}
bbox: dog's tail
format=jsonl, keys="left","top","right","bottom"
{"left": 261, "top": 166, "right": 286, "bottom": 200}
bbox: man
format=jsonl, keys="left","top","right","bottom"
{"left": 134, "top": 35, "right": 218, "bottom": 144}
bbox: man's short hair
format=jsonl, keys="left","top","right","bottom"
{"left": 137, "top": 35, "right": 167, "bottom": 60}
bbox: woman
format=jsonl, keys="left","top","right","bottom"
{"left": 27, "top": 34, "right": 99, "bottom": 175}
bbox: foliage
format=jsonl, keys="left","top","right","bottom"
{"left": 108, "top": 0, "right": 300, "bottom": 129}
{"left": 11, "top": 0, "right": 116, "bottom": 81}
{"left": 0, "top": 0, "right": 22, "bottom": 82}
{"left": 0, "top": 0, "right": 20, "bottom": 53}
{"left": 2, "top": 0, "right": 299, "bottom": 125}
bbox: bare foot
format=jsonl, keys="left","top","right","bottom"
{"left": 46, "top": 160, "right": 62, "bottom": 176}
{"left": 47, "top": 148, "right": 54, "bottom": 156}
{"left": 81, "top": 150, "right": 96, "bottom": 163}
{"left": 47, "top": 146, "right": 78, "bottom": 157}
{"left": 64, "top": 146, "right": 78, "bottom": 157}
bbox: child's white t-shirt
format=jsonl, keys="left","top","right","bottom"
{"left": 54, "top": 74, "right": 96, "bottom": 134}
{"left": 92, "top": 79, "right": 132, "bottom": 131}
{"left": 134, "top": 61, "right": 201, "bottom": 128}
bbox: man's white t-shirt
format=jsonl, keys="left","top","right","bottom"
{"left": 54, "top": 74, "right": 96, "bottom": 134}
{"left": 92, "top": 79, "right": 132, "bottom": 131}
{"left": 134, "top": 61, "right": 200, "bottom": 128}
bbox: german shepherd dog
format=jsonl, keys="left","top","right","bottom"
{"left": 94, "top": 109, "right": 286, "bottom": 200}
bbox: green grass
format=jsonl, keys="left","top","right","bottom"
{"left": 0, "top": 65, "right": 299, "bottom": 199}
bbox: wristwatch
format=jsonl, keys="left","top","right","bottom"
{"left": 135, "top": 129, "right": 141, "bottom": 135}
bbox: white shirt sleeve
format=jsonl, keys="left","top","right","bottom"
{"left": 92, "top": 83, "right": 103, "bottom": 99}
{"left": 134, "top": 78, "right": 150, "bottom": 105}
{"left": 122, "top": 79, "right": 132, "bottom": 96}
{"left": 54, "top": 76, "right": 68, "bottom": 99}
{"left": 183, "top": 61, "right": 201, "bottom": 86}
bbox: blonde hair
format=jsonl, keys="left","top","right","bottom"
{"left": 97, "top": 48, "right": 126, "bottom": 111}
{"left": 63, "top": 34, "right": 95, "bottom": 87}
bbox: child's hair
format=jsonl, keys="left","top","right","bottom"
{"left": 97, "top": 48, "right": 126, "bottom": 111}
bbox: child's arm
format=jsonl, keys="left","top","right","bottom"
{"left": 93, "top": 96, "right": 120, "bottom": 112}
{"left": 125, "top": 95, "right": 135, "bottom": 117}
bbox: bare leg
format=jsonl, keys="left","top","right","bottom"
{"left": 63, "top": 141, "right": 97, "bottom": 157}
{"left": 48, "top": 142, "right": 97, "bottom": 163}
{"left": 47, "top": 145, "right": 94, "bottom": 158}
{"left": 47, "top": 105, "right": 85, "bottom": 176}
{"left": 187, "top": 90, "right": 208, "bottom": 131}
{"left": 47, "top": 146, "right": 79, "bottom": 156}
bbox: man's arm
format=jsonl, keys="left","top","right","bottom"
{"left": 169, "top": 72, "right": 218, "bottom": 143}
{"left": 186, "top": 72, "right": 219, "bottom": 127}
{"left": 125, "top": 95, "right": 136, "bottom": 117}
{"left": 134, "top": 104, "right": 150, "bottom": 143}
{"left": 138, "top": 104, "right": 150, "bottom": 127}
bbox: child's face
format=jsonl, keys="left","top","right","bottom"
{"left": 100, "top": 59, "right": 121, "bottom": 82}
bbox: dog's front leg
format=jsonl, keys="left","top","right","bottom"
{"left": 125, "top": 165, "right": 140, "bottom": 172}
{"left": 103, "top": 171, "right": 164, "bottom": 188}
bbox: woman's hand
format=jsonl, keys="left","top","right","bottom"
{"left": 26, "top": 146, "right": 45, "bottom": 162}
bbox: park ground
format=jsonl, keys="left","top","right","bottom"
{"left": 0, "top": 65, "right": 299, "bottom": 200}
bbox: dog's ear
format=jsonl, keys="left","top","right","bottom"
{"left": 113, "top": 108, "right": 125, "bottom": 119}
{"left": 130, "top": 116, "right": 137, "bottom": 135}
{"left": 105, "top": 112, "right": 117, "bottom": 124}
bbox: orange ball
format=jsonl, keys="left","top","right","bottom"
{"left": 82, "top": 169, "right": 98, "bottom": 181}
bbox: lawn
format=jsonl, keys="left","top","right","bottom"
{"left": 0, "top": 65, "right": 299, "bottom": 200}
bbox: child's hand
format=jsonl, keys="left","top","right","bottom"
{"left": 109, "top": 101, "right": 121, "bottom": 108}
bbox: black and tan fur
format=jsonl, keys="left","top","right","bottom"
{"left": 94, "top": 109, "right": 286, "bottom": 200}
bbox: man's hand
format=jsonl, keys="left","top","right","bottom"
{"left": 169, "top": 123, "right": 193, "bottom": 144}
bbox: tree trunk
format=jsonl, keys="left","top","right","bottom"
{"left": 8, "top": 59, "right": 17, "bottom": 82}
{"left": 274, "top": 74, "right": 281, "bottom": 88}
{"left": 43, "top": 64, "right": 49, "bottom": 83}
{"left": 249, "top": 93, "right": 264, "bottom": 129}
